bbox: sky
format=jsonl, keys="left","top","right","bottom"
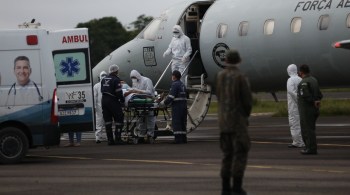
{"left": 0, "top": 0, "right": 187, "bottom": 30}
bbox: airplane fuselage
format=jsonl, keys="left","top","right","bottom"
{"left": 93, "top": 0, "right": 350, "bottom": 92}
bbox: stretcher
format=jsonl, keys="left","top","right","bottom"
{"left": 121, "top": 94, "right": 159, "bottom": 144}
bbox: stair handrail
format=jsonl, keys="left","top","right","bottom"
{"left": 154, "top": 60, "right": 173, "bottom": 89}
{"left": 155, "top": 50, "right": 198, "bottom": 89}
{"left": 181, "top": 50, "right": 198, "bottom": 75}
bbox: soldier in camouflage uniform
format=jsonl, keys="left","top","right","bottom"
{"left": 297, "top": 64, "right": 323, "bottom": 155}
{"left": 216, "top": 49, "right": 253, "bottom": 195}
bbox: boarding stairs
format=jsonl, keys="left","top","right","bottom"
{"left": 154, "top": 51, "right": 212, "bottom": 135}
{"left": 185, "top": 74, "right": 212, "bottom": 133}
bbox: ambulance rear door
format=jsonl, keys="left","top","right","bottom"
{"left": 49, "top": 28, "right": 94, "bottom": 132}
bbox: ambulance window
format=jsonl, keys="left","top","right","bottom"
{"left": 346, "top": 13, "right": 350, "bottom": 28}
{"left": 238, "top": 21, "right": 249, "bottom": 36}
{"left": 53, "top": 49, "right": 91, "bottom": 85}
{"left": 264, "top": 19, "right": 275, "bottom": 35}
{"left": 318, "top": 14, "right": 330, "bottom": 30}
{"left": 217, "top": 23, "right": 228, "bottom": 38}
{"left": 138, "top": 19, "right": 162, "bottom": 41}
{"left": 291, "top": 17, "right": 302, "bottom": 33}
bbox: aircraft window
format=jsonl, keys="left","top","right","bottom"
{"left": 217, "top": 23, "right": 228, "bottom": 38}
{"left": 346, "top": 13, "right": 350, "bottom": 28}
{"left": 318, "top": 15, "right": 330, "bottom": 30}
{"left": 291, "top": 17, "right": 302, "bottom": 33}
{"left": 238, "top": 21, "right": 249, "bottom": 36}
{"left": 138, "top": 19, "right": 162, "bottom": 41}
{"left": 264, "top": 19, "right": 275, "bottom": 35}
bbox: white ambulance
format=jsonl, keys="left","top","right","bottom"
{"left": 0, "top": 22, "right": 94, "bottom": 164}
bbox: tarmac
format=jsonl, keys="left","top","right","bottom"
{"left": 0, "top": 114, "right": 349, "bottom": 195}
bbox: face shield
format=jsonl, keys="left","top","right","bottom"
{"left": 173, "top": 31, "right": 180, "bottom": 38}
{"left": 130, "top": 70, "right": 142, "bottom": 86}
{"left": 131, "top": 78, "right": 138, "bottom": 83}
{"left": 130, "top": 76, "right": 138, "bottom": 87}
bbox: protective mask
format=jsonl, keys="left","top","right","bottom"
{"left": 131, "top": 78, "right": 138, "bottom": 86}
{"left": 173, "top": 32, "right": 180, "bottom": 38}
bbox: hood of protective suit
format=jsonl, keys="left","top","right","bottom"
{"left": 130, "top": 70, "right": 142, "bottom": 80}
{"left": 287, "top": 64, "right": 298, "bottom": 77}
{"left": 100, "top": 71, "right": 107, "bottom": 79}
{"left": 172, "top": 25, "right": 184, "bottom": 37}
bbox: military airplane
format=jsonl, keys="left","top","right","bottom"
{"left": 93, "top": 0, "right": 350, "bottom": 133}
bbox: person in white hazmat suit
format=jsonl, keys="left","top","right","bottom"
{"left": 93, "top": 71, "right": 108, "bottom": 143}
{"left": 286, "top": 64, "right": 305, "bottom": 148}
{"left": 163, "top": 25, "right": 192, "bottom": 83}
{"left": 125, "top": 70, "right": 156, "bottom": 142}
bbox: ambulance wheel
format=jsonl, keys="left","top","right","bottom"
{"left": 0, "top": 127, "right": 29, "bottom": 164}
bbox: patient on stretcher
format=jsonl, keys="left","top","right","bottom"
{"left": 122, "top": 82, "right": 155, "bottom": 108}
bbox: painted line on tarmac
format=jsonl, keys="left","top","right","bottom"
{"left": 248, "top": 165, "right": 348, "bottom": 174}
{"left": 252, "top": 141, "right": 350, "bottom": 147}
{"left": 104, "top": 158, "right": 196, "bottom": 165}
{"left": 27, "top": 155, "right": 214, "bottom": 166}
{"left": 27, "top": 155, "right": 93, "bottom": 160}
{"left": 28, "top": 155, "right": 348, "bottom": 174}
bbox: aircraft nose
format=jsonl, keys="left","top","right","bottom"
{"left": 92, "top": 42, "right": 134, "bottom": 84}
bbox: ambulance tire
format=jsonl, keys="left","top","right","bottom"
{"left": 0, "top": 127, "right": 29, "bottom": 164}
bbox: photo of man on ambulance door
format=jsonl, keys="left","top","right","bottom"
{"left": 3, "top": 55, "right": 42, "bottom": 107}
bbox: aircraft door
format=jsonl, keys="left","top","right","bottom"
{"left": 180, "top": 3, "right": 213, "bottom": 78}
{"left": 178, "top": 3, "right": 214, "bottom": 133}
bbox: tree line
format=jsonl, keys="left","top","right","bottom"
{"left": 76, "top": 15, "right": 153, "bottom": 68}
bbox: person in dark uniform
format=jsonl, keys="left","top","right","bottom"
{"left": 160, "top": 70, "right": 187, "bottom": 144}
{"left": 101, "top": 64, "right": 125, "bottom": 145}
{"left": 216, "top": 49, "right": 253, "bottom": 195}
{"left": 297, "top": 64, "right": 323, "bottom": 155}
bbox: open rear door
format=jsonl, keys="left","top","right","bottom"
{"left": 53, "top": 48, "right": 93, "bottom": 132}
{"left": 49, "top": 29, "right": 94, "bottom": 132}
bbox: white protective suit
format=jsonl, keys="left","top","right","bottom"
{"left": 93, "top": 71, "right": 107, "bottom": 142}
{"left": 163, "top": 25, "right": 192, "bottom": 83}
{"left": 286, "top": 64, "right": 305, "bottom": 147}
{"left": 130, "top": 70, "right": 156, "bottom": 137}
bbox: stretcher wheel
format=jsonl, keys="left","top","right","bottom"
{"left": 121, "top": 132, "right": 128, "bottom": 143}
{"left": 148, "top": 137, "right": 155, "bottom": 144}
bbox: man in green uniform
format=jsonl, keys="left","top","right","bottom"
{"left": 216, "top": 49, "right": 253, "bottom": 195}
{"left": 297, "top": 64, "right": 323, "bottom": 155}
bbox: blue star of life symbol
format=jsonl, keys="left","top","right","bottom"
{"left": 60, "top": 57, "right": 80, "bottom": 77}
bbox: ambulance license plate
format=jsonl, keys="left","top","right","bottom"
{"left": 58, "top": 109, "right": 79, "bottom": 116}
